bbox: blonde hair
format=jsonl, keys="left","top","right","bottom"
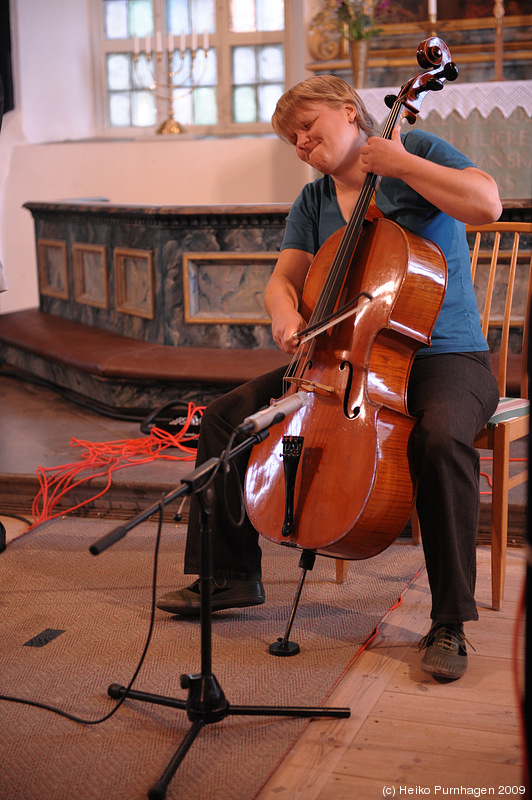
{"left": 271, "top": 75, "right": 378, "bottom": 144}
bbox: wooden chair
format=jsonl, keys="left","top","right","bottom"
{"left": 336, "top": 221, "right": 532, "bottom": 612}
{"left": 464, "top": 221, "right": 531, "bottom": 609}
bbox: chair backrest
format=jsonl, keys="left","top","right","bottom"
{"left": 467, "top": 221, "right": 532, "bottom": 400}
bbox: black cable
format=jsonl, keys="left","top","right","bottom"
{"left": 222, "top": 429, "right": 247, "bottom": 529}
{"left": 0, "top": 498, "right": 166, "bottom": 725}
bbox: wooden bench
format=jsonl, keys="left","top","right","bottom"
{"left": 0, "top": 309, "right": 290, "bottom": 413}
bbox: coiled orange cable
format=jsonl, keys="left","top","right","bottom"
{"left": 29, "top": 402, "right": 204, "bottom": 530}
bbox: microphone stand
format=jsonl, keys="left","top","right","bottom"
{"left": 90, "top": 425, "right": 350, "bottom": 800}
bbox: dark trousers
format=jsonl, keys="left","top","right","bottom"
{"left": 184, "top": 352, "right": 499, "bottom": 624}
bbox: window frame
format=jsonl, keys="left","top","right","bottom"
{"left": 92, "top": 0, "right": 301, "bottom": 137}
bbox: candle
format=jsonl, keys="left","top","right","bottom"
{"left": 145, "top": 33, "right": 151, "bottom": 53}
{"left": 428, "top": 0, "right": 437, "bottom": 18}
{"left": 180, "top": 30, "right": 185, "bottom": 52}
{"left": 203, "top": 29, "right": 209, "bottom": 52}
{"left": 191, "top": 29, "right": 198, "bottom": 52}
{"left": 155, "top": 31, "right": 162, "bottom": 53}
{"left": 133, "top": 34, "right": 139, "bottom": 55}
{"left": 168, "top": 31, "right": 174, "bottom": 52}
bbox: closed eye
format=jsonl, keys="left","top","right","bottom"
{"left": 289, "top": 116, "right": 317, "bottom": 145}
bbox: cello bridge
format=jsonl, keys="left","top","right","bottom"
{"left": 285, "top": 377, "right": 334, "bottom": 395}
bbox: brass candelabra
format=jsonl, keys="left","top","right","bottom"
{"left": 133, "top": 32, "right": 210, "bottom": 134}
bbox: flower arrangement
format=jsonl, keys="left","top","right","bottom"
{"left": 334, "top": 0, "right": 390, "bottom": 41}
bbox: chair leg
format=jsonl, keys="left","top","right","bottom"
{"left": 335, "top": 559, "right": 348, "bottom": 583}
{"left": 411, "top": 507, "right": 422, "bottom": 546}
{"left": 490, "top": 428, "right": 509, "bottom": 611}
{"left": 410, "top": 485, "right": 422, "bottom": 546}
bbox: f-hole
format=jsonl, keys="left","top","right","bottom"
{"left": 340, "top": 361, "right": 361, "bottom": 420}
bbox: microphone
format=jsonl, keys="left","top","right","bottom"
{"left": 237, "top": 391, "right": 311, "bottom": 434}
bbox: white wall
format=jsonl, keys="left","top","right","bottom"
{"left": 16, "top": 0, "right": 95, "bottom": 143}
{"left": 1, "top": 135, "right": 310, "bottom": 313}
{"left": 0, "top": 0, "right": 320, "bottom": 314}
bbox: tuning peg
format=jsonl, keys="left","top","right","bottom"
{"left": 426, "top": 78, "right": 444, "bottom": 91}
{"left": 443, "top": 61, "right": 459, "bottom": 81}
{"left": 384, "top": 94, "right": 397, "bottom": 109}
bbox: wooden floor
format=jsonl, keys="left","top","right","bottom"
{"left": 257, "top": 545, "right": 527, "bottom": 799}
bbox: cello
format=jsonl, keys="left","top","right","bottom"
{"left": 244, "top": 38, "right": 458, "bottom": 562}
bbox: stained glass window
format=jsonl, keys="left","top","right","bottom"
{"left": 103, "top": 0, "right": 152, "bottom": 38}
{"left": 230, "top": 0, "right": 284, "bottom": 33}
{"left": 232, "top": 44, "right": 284, "bottom": 124}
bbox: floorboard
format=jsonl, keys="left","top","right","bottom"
{"left": 256, "top": 547, "right": 527, "bottom": 800}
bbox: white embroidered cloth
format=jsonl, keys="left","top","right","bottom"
{"left": 359, "top": 80, "right": 532, "bottom": 124}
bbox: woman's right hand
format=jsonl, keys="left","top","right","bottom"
{"left": 271, "top": 308, "right": 306, "bottom": 354}
{"left": 264, "top": 248, "right": 313, "bottom": 355}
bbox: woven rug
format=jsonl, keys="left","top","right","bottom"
{"left": 0, "top": 517, "right": 425, "bottom": 800}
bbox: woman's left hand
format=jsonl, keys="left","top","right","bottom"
{"left": 360, "top": 124, "right": 405, "bottom": 178}
{"left": 359, "top": 124, "right": 502, "bottom": 224}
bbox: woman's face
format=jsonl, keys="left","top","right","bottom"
{"left": 289, "top": 101, "right": 362, "bottom": 175}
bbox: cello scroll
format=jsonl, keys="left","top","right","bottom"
{"left": 385, "top": 37, "right": 459, "bottom": 123}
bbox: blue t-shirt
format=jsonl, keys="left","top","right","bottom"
{"left": 280, "top": 129, "right": 488, "bottom": 355}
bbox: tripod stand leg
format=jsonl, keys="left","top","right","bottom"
{"left": 148, "top": 719, "right": 205, "bottom": 800}
{"left": 228, "top": 703, "right": 350, "bottom": 719}
{"left": 108, "top": 683, "right": 187, "bottom": 710}
{"left": 269, "top": 550, "right": 316, "bottom": 656}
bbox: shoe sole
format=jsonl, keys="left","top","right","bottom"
{"left": 158, "top": 597, "right": 265, "bottom": 616}
{"left": 420, "top": 659, "right": 467, "bottom": 680}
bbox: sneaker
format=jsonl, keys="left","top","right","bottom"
{"left": 156, "top": 577, "right": 265, "bottom": 616}
{"left": 418, "top": 622, "right": 473, "bottom": 680}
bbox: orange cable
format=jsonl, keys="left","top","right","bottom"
{"left": 479, "top": 454, "right": 527, "bottom": 495}
{"left": 29, "top": 403, "right": 204, "bottom": 531}
{"left": 353, "top": 596, "right": 405, "bottom": 660}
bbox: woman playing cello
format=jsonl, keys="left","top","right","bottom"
{"left": 157, "top": 75, "right": 502, "bottom": 681}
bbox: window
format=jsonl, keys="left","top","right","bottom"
{"left": 95, "top": 0, "right": 298, "bottom": 136}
